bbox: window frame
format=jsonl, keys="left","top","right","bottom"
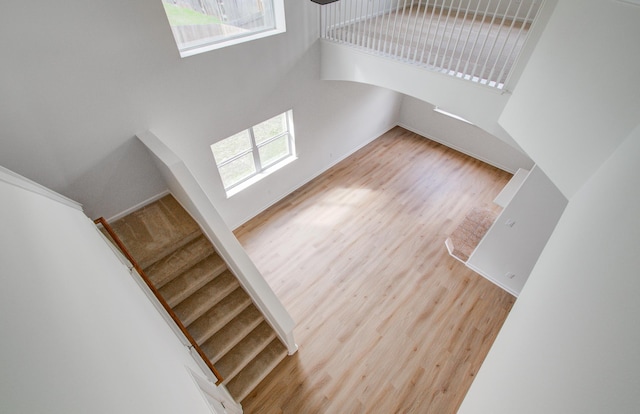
{"left": 212, "top": 110, "right": 296, "bottom": 196}
{"left": 162, "top": 0, "right": 287, "bottom": 58}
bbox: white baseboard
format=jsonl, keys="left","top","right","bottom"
{"left": 106, "top": 190, "right": 171, "bottom": 222}
{"left": 397, "top": 123, "right": 517, "bottom": 174}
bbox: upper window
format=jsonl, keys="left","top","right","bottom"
{"left": 211, "top": 111, "right": 296, "bottom": 196}
{"left": 161, "top": 0, "right": 286, "bottom": 57}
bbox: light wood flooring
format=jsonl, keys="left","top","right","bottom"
{"left": 234, "top": 126, "right": 515, "bottom": 413}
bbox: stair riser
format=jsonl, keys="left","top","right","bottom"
{"left": 176, "top": 278, "right": 241, "bottom": 327}
{"left": 204, "top": 308, "right": 265, "bottom": 364}
{"left": 162, "top": 260, "right": 229, "bottom": 308}
{"left": 145, "top": 236, "right": 215, "bottom": 289}
{"left": 227, "top": 339, "right": 288, "bottom": 402}
{"left": 191, "top": 296, "right": 253, "bottom": 345}
{"left": 109, "top": 194, "right": 288, "bottom": 404}
{"left": 221, "top": 334, "right": 277, "bottom": 384}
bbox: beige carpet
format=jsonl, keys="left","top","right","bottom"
{"left": 107, "top": 194, "right": 287, "bottom": 402}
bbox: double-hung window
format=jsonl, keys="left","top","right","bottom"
{"left": 211, "top": 110, "right": 296, "bottom": 196}
{"left": 161, "top": 0, "right": 286, "bottom": 57}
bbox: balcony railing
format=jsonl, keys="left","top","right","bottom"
{"left": 320, "top": 0, "right": 542, "bottom": 89}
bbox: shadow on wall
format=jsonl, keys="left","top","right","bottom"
{"left": 65, "top": 137, "right": 168, "bottom": 220}
{"left": 399, "top": 95, "right": 534, "bottom": 173}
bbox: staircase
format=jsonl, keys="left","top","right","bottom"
{"left": 106, "top": 194, "right": 287, "bottom": 402}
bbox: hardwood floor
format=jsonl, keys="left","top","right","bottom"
{"left": 233, "top": 126, "right": 515, "bottom": 413}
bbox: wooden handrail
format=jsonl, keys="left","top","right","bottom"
{"left": 94, "top": 217, "right": 224, "bottom": 385}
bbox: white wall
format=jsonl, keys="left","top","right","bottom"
{"left": 0, "top": 174, "right": 220, "bottom": 413}
{"left": 321, "top": 40, "right": 529, "bottom": 150}
{"left": 466, "top": 165, "right": 567, "bottom": 295}
{"left": 499, "top": 0, "right": 640, "bottom": 199}
{"left": 0, "top": 0, "right": 402, "bottom": 223}
{"left": 188, "top": 76, "right": 403, "bottom": 229}
{"left": 399, "top": 95, "right": 533, "bottom": 173}
{"left": 459, "top": 121, "right": 640, "bottom": 413}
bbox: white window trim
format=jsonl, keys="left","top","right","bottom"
{"left": 225, "top": 154, "right": 297, "bottom": 198}
{"left": 213, "top": 110, "right": 296, "bottom": 197}
{"left": 176, "top": 0, "right": 287, "bottom": 58}
{"left": 180, "top": 26, "right": 286, "bottom": 58}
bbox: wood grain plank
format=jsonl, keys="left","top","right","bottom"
{"left": 235, "top": 127, "right": 515, "bottom": 413}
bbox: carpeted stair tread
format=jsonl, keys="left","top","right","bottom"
{"left": 188, "top": 288, "right": 253, "bottom": 345}
{"left": 174, "top": 271, "right": 240, "bottom": 326}
{"left": 217, "top": 321, "right": 277, "bottom": 383}
{"left": 144, "top": 235, "right": 215, "bottom": 289}
{"left": 160, "top": 253, "right": 228, "bottom": 307}
{"left": 226, "top": 338, "right": 288, "bottom": 402}
{"left": 104, "top": 193, "right": 291, "bottom": 406}
{"left": 200, "top": 305, "right": 265, "bottom": 361}
{"left": 109, "top": 195, "right": 201, "bottom": 269}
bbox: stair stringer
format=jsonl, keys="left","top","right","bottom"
{"left": 137, "top": 130, "right": 298, "bottom": 360}
{"left": 98, "top": 230, "right": 235, "bottom": 404}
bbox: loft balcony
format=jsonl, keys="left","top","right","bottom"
{"left": 318, "top": 0, "right": 552, "bottom": 149}
{"left": 320, "top": 0, "right": 543, "bottom": 90}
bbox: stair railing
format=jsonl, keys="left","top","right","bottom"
{"left": 94, "top": 217, "right": 224, "bottom": 385}
{"left": 320, "top": 0, "right": 542, "bottom": 89}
